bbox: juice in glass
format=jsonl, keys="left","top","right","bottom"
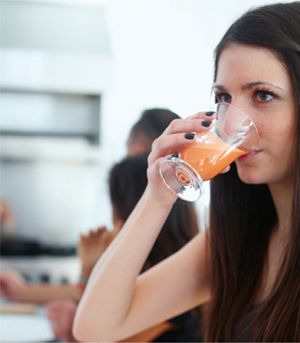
{"left": 176, "top": 131, "right": 246, "bottom": 185}
{"left": 159, "top": 103, "right": 258, "bottom": 201}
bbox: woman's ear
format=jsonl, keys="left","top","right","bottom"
{"left": 111, "top": 209, "right": 124, "bottom": 232}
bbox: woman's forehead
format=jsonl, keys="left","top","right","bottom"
{"left": 215, "top": 44, "right": 290, "bottom": 89}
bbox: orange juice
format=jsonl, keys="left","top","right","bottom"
{"left": 179, "top": 131, "right": 246, "bottom": 181}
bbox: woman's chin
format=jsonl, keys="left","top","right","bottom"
{"left": 236, "top": 167, "right": 265, "bottom": 185}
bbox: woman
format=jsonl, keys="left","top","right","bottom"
{"left": 73, "top": 3, "right": 300, "bottom": 341}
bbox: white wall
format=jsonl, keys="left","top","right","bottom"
{"left": 100, "top": 0, "right": 284, "bottom": 160}
{"left": 96, "top": 0, "right": 289, "bottom": 214}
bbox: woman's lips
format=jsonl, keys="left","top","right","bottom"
{"left": 237, "top": 150, "right": 262, "bottom": 162}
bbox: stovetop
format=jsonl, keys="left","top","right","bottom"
{"left": 0, "top": 235, "right": 76, "bottom": 257}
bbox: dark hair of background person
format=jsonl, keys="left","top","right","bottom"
{"left": 204, "top": 2, "right": 300, "bottom": 342}
{"left": 127, "top": 108, "right": 180, "bottom": 155}
{"left": 109, "top": 154, "right": 202, "bottom": 342}
{"left": 109, "top": 154, "right": 199, "bottom": 269}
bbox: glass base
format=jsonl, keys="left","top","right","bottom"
{"left": 159, "top": 155, "right": 203, "bottom": 202}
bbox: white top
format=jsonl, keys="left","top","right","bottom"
{"left": 196, "top": 181, "right": 210, "bottom": 231}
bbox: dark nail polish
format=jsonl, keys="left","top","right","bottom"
{"left": 172, "top": 153, "right": 179, "bottom": 158}
{"left": 201, "top": 120, "right": 212, "bottom": 127}
{"left": 205, "top": 111, "right": 215, "bottom": 117}
{"left": 184, "top": 132, "right": 195, "bottom": 140}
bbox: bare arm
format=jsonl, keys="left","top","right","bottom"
{"left": 74, "top": 188, "right": 210, "bottom": 341}
{"left": 0, "top": 271, "right": 81, "bottom": 304}
{"left": 73, "top": 114, "right": 213, "bottom": 342}
{"left": 19, "top": 284, "right": 81, "bottom": 303}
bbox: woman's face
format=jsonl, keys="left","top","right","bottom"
{"left": 126, "top": 134, "right": 149, "bottom": 157}
{"left": 214, "top": 43, "right": 297, "bottom": 186}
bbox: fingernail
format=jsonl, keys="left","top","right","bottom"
{"left": 184, "top": 132, "right": 195, "bottom": 140}
{"left": 201, "top": 120, "right": 212, "bottom": 127}
{"left": 205, "top": 111, "right": 215, "bottom": 117}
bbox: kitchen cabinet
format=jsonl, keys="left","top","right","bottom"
{"left": 0, "top": 0, "right": 113, "bottom": 146}
{"left": 0, "top": 89, "right": 101, "bottom": 145}
{"left": 0, "top": 0, "right": 113, "bottom": 247}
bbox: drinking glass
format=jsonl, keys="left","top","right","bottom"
{"left": 159, "top": 103, "right": 259, "bottom": 201}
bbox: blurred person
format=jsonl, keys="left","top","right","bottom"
{"left": 126, "top": 108, "right": 180, "bottom": 156}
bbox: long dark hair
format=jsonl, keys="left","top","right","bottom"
{"left": 143, "top": 195, "right": 199, "bottom": 272}
{"left": 109, "top": 154, "right": 199, "bottom": 271}
{"left": 205, "top": 2, "right": 300, "bottom": 342}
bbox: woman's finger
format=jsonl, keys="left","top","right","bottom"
{"left": 163, "top": 117, "right": 211, "bottom": 135}
{"left": 186, "top": 111, "right": 216, "bottom": 120}
{"left": 148, "top": 132, "right": 196, "bottom": 165}
{"left": 220, "top": 165, "right": 231, "bottom": 173}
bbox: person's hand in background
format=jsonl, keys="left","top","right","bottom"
{"left": 0, "top": 201, "right": 14, "bottom": 230}
{"left": 0, "top": 270, "right": 29, "bottom": 301}
{"left": 77, "top": 226, "right": 114, "bottom": 279}
{"left": 45, "top": 300, "right": 77, "bottom": 342}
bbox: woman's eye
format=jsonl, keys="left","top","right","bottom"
{"left": 255, "top": 91, "right": 275, "bottom": 102}
{"left": 215, "top": 93, "right": 231, "bottom": 103}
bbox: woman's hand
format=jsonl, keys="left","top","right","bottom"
{"left": 45, "top": 300, "right": 78, "bottom": 342}
{"left": 146, "top": 111, "right": 217, "bottom": 204}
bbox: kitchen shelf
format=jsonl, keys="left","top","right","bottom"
{"left": 0, "top": 89, "right": 101, "bottom": 146}
{"left": 0, "top": 130, "right": 99, "bottom": 144}
{"left": 0, "top": 136, "right": 108, "bottom": 164}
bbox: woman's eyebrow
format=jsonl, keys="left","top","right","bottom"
{"left": 212, "top": 81, "right": 285, "bottom": 92}
{"left": 241, "top": 80, "right": 285, "bottom": 90}
{"left": 211, "top": 84, "right": 227, "bottom": 92}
